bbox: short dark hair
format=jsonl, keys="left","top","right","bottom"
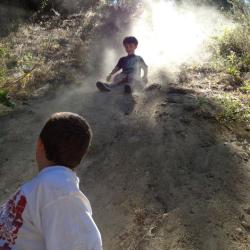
{"left": 123, "top": 36, "right": 138, "bottom": 46}
{"left": 40, "top": 112, "right": 92, "bottom": 169}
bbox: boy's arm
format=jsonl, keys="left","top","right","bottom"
{"left": 107, "top": 66, "right": 120, "bottom": 81}
{"left": 42, "top": 195, "right": 102, "bottom": 250}
{"left": 107, "top": 58, "right": 123, "bottom": 82}
{"left": 141, "top": 59, "right": 148, "bottom": 83}
{"left": 142, "top": 65, "right": 148, "bottom": 78}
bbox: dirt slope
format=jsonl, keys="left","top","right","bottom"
{"left": 0, "top": 68, "right": 250, "bottom": 249}
{"left": 0, "top": 5, "right": 250, "bottom": 249}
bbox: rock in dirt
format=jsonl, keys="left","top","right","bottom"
{"left": 243, "top": 72, "right": 250, "bottom": 81}
{"left": 32, "top": 84, "right": 51, "bottom": 97}
{"left": 235, "top": 227, "right": 243, "bottom": 234}
{"left": 183, "top": 104, "right": 198, "bottom": 112}
{"left": 241, "top": 221, "right": 250, "bottom": 230}
{"left": 180, "top": 117, "right": 191, "bottom": 124}
{"left": 144, "top": 83, "right": 161, "bottom": 91}
{"left": 0, "top": 104, "right": 13, "bottom": 115}
{"left": 167, "top": 87, "right": 195, "bottom": 95}
{"left": 4, "top": 189, "right": 9, "bottom": 194}
{"left": 244, "top": 207, "right": 250, "bottom": 215}
{"left": 166, "top": 95, "right": 183, "bottom": 104}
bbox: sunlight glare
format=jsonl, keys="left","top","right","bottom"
{"left": 132, "top": 0, "right": 229, "bottom": 71}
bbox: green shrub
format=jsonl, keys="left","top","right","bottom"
{"left": 240, "top": 81, "right": 250, "bottom": 94}
{"left": 210, "top": 1, "right": 250, "bottom": 74}
{"left": 214, "top": 95, "right": 250, "bottom": 123}
{"left": 0, "top": 88, "right": 14, "bottom": 107}
{"left": 0, "top": 67, "right": 7, "bottom": 84}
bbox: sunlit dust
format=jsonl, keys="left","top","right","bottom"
{"left": 132, "top": 0, "right": 231, "bottom": 71}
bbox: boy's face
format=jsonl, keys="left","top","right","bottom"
{"left": 124, "top": 43, "right": 137, "bottom": 55}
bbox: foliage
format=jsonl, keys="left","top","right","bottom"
{"left": 240, "top": 81, "right": 250, "bottom": 94}
{"left": 196, "top": 94, "right": 249, "bottom": 124}
{"left": 214, "top": 95, "right": 250, "bottom": 123}
{"left": 0, "top": 88, "right": 14, "bottom": 107}
{"left": 210, "top": 1, "right": 250, "bottom": 75}
{"left": 0, "top": 67, "right": 7, "bottom": 84}
{"left": 0, "top": 43, "right": 8, "bottom": 85}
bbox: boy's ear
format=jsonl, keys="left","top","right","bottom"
{"left": 37, "top": 138, "right": 45, "bottom": 154}
{"left": 36, "top": 137, "right": 48, "bottom": 170}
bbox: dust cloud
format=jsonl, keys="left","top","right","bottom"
{"left": 133, "top": 0, "right": 231, "bottom": 71}
{"left": 102, "top": 0, "right": 233, "bottom": 82}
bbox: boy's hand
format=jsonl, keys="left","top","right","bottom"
{"left": 106, "top": 74, "right": 112, "bottom": 82}
{"left": 142, "top": 76, "right": 148, "bottom": 84}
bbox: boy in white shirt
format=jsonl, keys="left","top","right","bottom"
{"left": 0, "top": 112, "right": 102, "bottom": 250}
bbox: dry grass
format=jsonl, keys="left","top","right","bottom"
{"left": 0, "top": 8, "right": 101, "bottom": 102}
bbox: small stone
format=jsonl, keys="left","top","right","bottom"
{"left": 243, "top": 72, "right": 250, "bottom": 81}
{"left": 0, "top": 104, "right": 12, "bottom": 114}
{"left": 160, "top": 103, "right": 167, "bottom": 107}
{"left": 4, "top": 189, "right": 9, "bottom": 194}
{"left": 239, "top": 214, "right": 245, "bottom": 220}
{"left": 244, "top": 207, "right": 250, "bottom": 214}
{"left": 162, "top": 213, "right": 168, "bottom": 219}
{"left": 183, "top": 104, "right": 197, "bottom": 112}
{"left": 180, "top": 117, "right": 191, "bottom": 124}
{"left": 207, "top": 173, "right": 215, "bottom": 178}
{"left": 32, "top": 84, "right": 50, "bottom": 97}
{"left": 236, "top": 227, "right": 244, "bottom": 235}
{"left": 190, "top": 210, "right": 195, "bottom": 214}
{"left": 241, "top": 221, "right": 250, "bottom": 230}
{"left": 145, "top": 83, "right": 161, "bottom": 91}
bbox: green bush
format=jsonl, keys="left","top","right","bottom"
{"left": 240, "top": 81, "right": 250, "bottom": 94}
{"left": 215, "top": 95, "right": 250, "bottom": 123}
{"left": 210, "top": 1, "right": 250, "bottom": 74}
{"left": 0, "top": 88, "right": 14, "bottom": 107}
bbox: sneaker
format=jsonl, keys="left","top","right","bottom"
{"left": 124, "top": 85, "right": 132, "bottom": 94}
{"left": 96, "top": 81, "right": 111, "bottom": 92}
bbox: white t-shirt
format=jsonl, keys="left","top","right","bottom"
{"left": 0, "top": 166, "right": 102, "bottom": 250}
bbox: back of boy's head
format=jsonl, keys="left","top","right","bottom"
{"left": 39, "top": 112, "right": 92, "bottom": 169}
{"left": 123, "top": 36, "right": 138, "bottom": 46}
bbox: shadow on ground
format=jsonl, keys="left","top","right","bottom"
{"left": 0, "top": 80, "right": 249, "bottom": 250}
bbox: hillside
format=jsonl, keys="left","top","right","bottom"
{"left": 0, "top": 1, "right": 250, "bottom": 249}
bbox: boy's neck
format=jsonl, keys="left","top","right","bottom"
{"left": 38, "top": 163, "right": 75, "bottom": 172}
{"left": 127, "top": 53, "right": 135, "bottom": 56}
{"left": 38, "top": 161, "right": 57, "bottom": 172}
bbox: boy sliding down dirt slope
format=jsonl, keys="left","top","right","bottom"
{"left": 0, "top": 112, "right": 102, "bottom": 250}
{"left": 96, "top": 36, "right": 148, "bottom": 94}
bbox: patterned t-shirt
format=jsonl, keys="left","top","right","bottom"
{"left": 0, "top": 166, "right": 102, "bottom": 250}
{"left": 0, "top": 191, "right": 26, "bottom": 250}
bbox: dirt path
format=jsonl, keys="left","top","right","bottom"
{"left": 0, "top": 75, "right": 250, "bottom": 249}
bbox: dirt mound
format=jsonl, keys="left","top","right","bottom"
{"left": 0, "top": 73, "right": 249, "bottom": 249}
{"left": 0, "top": 3, "right": 249, "bottom": 248}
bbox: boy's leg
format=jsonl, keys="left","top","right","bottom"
{"left": 109, "top": 73, "right": 127, "bottom": 88}
{"left": 96, "top": 81, "right": 111, "bottom": 92}
{"left": 96, "top": 73, "right": 127, "bottom": 92}
{"left": 124, "top": 73, "right": 135, "bottom": 94}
